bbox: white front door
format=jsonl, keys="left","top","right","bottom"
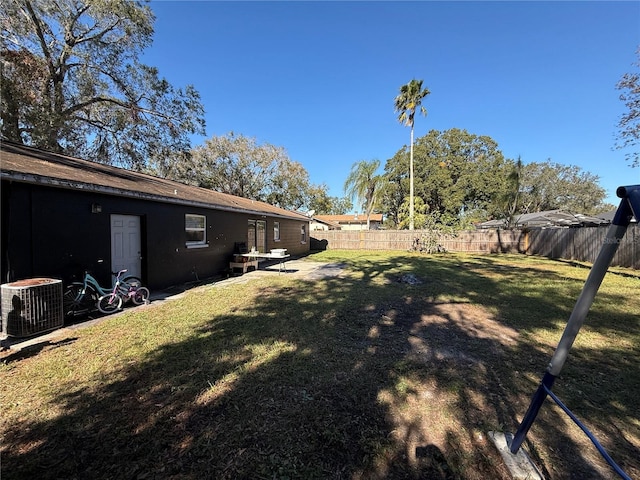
{"left": 111, "top": 214, "right": 142, "bottom": 280}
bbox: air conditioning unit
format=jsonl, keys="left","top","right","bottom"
{"left": 1, "top": 278, "right": 64, "bottom": 338}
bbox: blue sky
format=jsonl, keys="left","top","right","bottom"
{"left": 143, "top": 1, "right": 640, "bottom": 207}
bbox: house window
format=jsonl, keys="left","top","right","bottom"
{"left": 274, "top": 221, "right": 280, "bottom": 241}
{"left": 301, "top": 224, "right": 307, "bottom": 244}
{"left": 257, "top": 220, "right": 266, "bottom": 253}
{"left": 186, "top": 214, "right": 206, "bottom": 246}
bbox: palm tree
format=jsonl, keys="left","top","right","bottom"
{"left": 344, "top": 159, "right": 383, "bottom": 229}
{"left": 394, "top": 79, "right": 430, "bottom": 230}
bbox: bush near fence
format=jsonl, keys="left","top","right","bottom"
{"left": 310, "top": 224, "right": 639, "bottom": 269}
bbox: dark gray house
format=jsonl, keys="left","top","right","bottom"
{"left": 1, "top": 141, "right": 310, "bottom": 290}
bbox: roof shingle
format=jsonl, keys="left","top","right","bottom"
{"left": 0, "top": 141, "right": 308, "bottom": 221}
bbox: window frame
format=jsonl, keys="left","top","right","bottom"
{"left": 300, "top": 223, "right": 307, "bottom": 244}
{"left": 256, "top": 220, "right": 266, "bottom": 253}
{"left": 185, "top": 213, "right": 207, "bottom": 248}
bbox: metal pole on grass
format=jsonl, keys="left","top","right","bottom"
{"left": 509, "top": 185, "right": 639, "bottom": 454}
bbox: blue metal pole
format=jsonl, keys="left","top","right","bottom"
{"left": 509, "top": 187, "right": 638, "bottom": 454}
{"left": 509, "top": 371, "right": 556, "bottom": 453}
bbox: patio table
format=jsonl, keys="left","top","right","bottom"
{"left": 241, "top": 251, "right": 290, "bottom": 273}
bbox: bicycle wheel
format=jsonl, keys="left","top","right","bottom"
{"left": 131, "top": 286, "right": 150, "bottom": 306}
{"left": 97, "top": 293, "right": 123, "bottom": 314}
{"left": 63, "top": 283, "right": 96, "bottom": 318}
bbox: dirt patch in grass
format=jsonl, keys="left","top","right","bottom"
{"left": 360, "top": 301, "right": 517, "bottom": 480}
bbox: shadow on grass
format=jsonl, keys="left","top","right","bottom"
{"left": 0, "top": 337, "right": 78, "bottom": 364}
{"left": 1, "top": 253, "right": 638, "bottom": 479}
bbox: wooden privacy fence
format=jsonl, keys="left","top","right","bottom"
{"left": 527, "top": 224, "right": 639, "bottom": 269}
{"left": 310, "top": 224, "right": 639, "bottom": 269}
{"left": 310, "top": 229, "right": 526, "bottom": 253}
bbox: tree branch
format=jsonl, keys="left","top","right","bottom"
{"left": 23, "top": 0, "right": 52, "bottom": 64}
{"left": 62, "top": 95, "right": 177, "bottom": 124}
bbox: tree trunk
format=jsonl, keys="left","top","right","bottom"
{"left": 409, "top": 125, "right": 415, "bottom": 230}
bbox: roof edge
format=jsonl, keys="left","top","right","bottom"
{"left": 1, "top": 170, "right": 308, "bottom": 222}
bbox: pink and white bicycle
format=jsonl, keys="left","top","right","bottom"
{"left": 96, "top": 269, "right": 150, "bottom": 314}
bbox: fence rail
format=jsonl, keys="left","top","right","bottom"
{"left": 310, "top": 224, "right": 639, "bottom": 269}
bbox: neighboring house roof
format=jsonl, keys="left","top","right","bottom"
{"left": 597, "top": 210, "right": 617, "bottom": 223}
{"left": 311, "top": 217, "right": 342, "bottom": 229}
{"left": 315, "top": 214, "right": 383, "bottom": 224}
{"left": 0, "top": 141, "right": 309, "bottom": 221}
{"left": 477, "top": 210, "right": 611, "bottom": 229}
{"left": 596, "top": 209, "right": 637, "bottom": 223}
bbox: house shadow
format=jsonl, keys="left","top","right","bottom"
{"left": 1, "top": 337, "right": 78, "bottom": 364}
{"left": 1, "top": 253, "right": 637, "bottom": 479}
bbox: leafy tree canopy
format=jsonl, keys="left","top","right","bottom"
{"left": 382, "top": 129, "right": 611, "bottom": 228}
{"left": 382, "top": 128, "right": 510, "bottom": 228}
{"left": 158, "top": 132, "right": 346, "bottom": 213}
{"left": 495, "top": 156, "right": 524, "bottom": 228}
{"left": 171, "top": 132, "right": 315, "bottom": 212}
{"left": 518, "top": 161, "right": 609, "bottom": 215}
{"left": 615, "top": 47, "right": 640, "bottom": 167}
{"left": 396, "top": 196, "right": 428, "bottom": 230}
{"left": 307, "top": 185, "right": 352, "bottom": 215}
{"left": 0, "top": 0, "right": 205, "bottom": 170}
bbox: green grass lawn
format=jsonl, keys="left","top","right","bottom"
{"left": 1, "top": 251, "right": 638, "bottom": 479}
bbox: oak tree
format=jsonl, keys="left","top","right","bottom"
{"left": 518, "top": 161, "right": 608, "bottom": 215}
{"left": 382, "top": 129, "right": 510, "bottom": 227}
{"left": 184, "top": 132, "right": 313, "bottom": 211}
{"left": 0, "top": 0, "right": 205, "bottom": 169}
{"left": 307, "top": 185, "right": 352, "bottom": 215}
